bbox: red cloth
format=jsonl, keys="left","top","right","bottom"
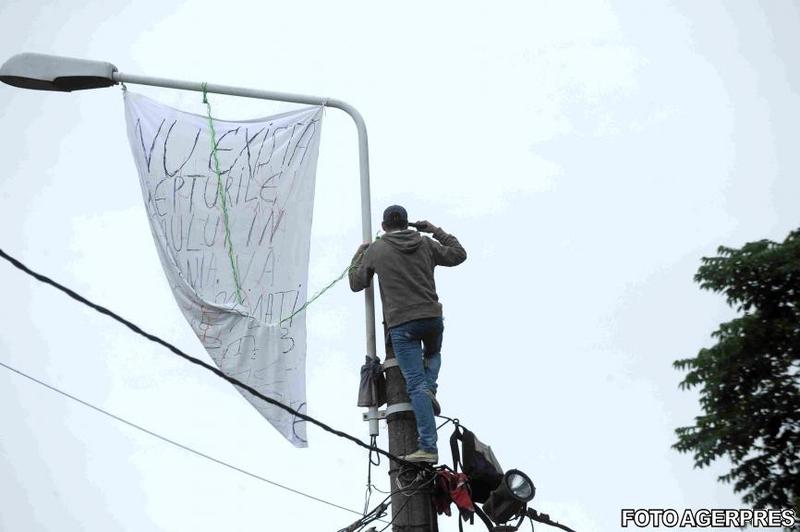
{"left": 433, "top": 470, "right": 476, "bottom": 518}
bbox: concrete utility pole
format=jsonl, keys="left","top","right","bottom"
{"left": 384, "top": 330, "right": 438, "bottom": 531}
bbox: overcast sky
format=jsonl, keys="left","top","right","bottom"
{"left": 1, "top": 1, "right": 799, "bottom": 531}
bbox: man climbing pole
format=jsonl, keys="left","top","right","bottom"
{"left": 349, "top": 205, "right": 467, "bottom": 463}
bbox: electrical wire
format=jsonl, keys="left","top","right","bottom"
{"left": 0, "top": 246, "right": 423, "bottom": 471}
{"left": 377, "top": 497, "right": 412, "bottom": 532}
{"left": 363, "top": 435, "right": 380, "bottom": 515}
{"left": 369, "top": 435, "right": 382, "bottom": 467}
{"left": 340, "top": 474, "right": 434, "bottom": 532}
{"left": 339, "top": 496, "right": 390, "bottom": 532}
{"left": 0, "top": 359, "right": 369, "bottom": 520}
{"left": 436, "top": 414, "right": 459, "bottom": 431}
{"left": 368, "top": 483, "right": 392, "bottom": 495}
{"left": 394, "top": 469, "right": 437, "bottom": 498}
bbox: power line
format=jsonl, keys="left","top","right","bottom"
{"left": 0, "top": 359, "right": 373, "bottom": 520}
{"left": 378, "top": 497, "right": 413, "bottom": 532}
{"left": 0, "top": 246, "right": 421, "bottom": 470}
{"left": 340, "top": 472, "right": 436, "bottom": 532}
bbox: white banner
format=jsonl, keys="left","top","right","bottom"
{"left": 124, "top": 91, "right": 322, "bottom": 447}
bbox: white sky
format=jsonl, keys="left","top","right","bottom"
{"left": 1, "top": 1, "right": 799, "bottom": 531}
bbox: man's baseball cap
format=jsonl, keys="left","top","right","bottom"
{"left": 383, "top": 205, "right": 408, "bottom": 225}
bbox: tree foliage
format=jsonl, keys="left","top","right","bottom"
{"left": 674, "top": 229, "right": 800, "bottom": 520}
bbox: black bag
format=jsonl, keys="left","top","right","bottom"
{"left": 357, "top": 356, "right": 387, "bottom": 408}
{"left": 450, "top": 425, "right": 504, "bottom": 503}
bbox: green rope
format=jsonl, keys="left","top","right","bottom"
{"left": 280, "top": 233, "right": 380, "bottom": 325}
{"left": 279, "top": 262, "right": 356, "bottom": 325}
{"left": 199, "top": 87, "right": 378, "bottom": 322}
{"left": 202, "top": 83, "right": 244, "bottom": 304}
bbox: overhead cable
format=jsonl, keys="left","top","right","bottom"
{"left": 0, "top": 359, "right": 372, "bottom": 520}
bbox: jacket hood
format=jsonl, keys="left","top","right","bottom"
{"left": 380, "top": 229, "right": 423, "bottom": 253}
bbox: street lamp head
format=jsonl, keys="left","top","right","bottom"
{"left": 0, "top": 53, "right": 117, "bottom": 92}
{"left": 482, "top": 469, "right": 536, "bottom": 525}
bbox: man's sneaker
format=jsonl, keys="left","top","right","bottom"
{"left": 426, "top": 390, "right": 442, "bottom": 416}
{"left": 401, "top": 449, "right": 438, "bottom": 463}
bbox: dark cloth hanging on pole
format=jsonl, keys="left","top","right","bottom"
{"left": 358, "top": 356, "right": 387, "bottom": 407}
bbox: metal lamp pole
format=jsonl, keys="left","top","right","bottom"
{"left": 110, "top": 72, "right": 380, "bottom": 369}
{"left": 0, "top": 52, "right": 380, "bottom": 427}
{"left": 0, "top": 53, "right": 377, "bottom": 362}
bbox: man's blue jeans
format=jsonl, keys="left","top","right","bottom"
{"left": 388, "top": 316, "right": 444, "bottom": 454}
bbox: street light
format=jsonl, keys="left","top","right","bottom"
{"left": 482, "top": 469, "right": 537, "bottom": 525}
{"left": 479, "top": 469, "right": 579, "bottom": 532}
{"left": 0, "top": 52, "right": 117, "bottom": 91}
{"left": 0, "top": 51, "right": 381, "bottom": 434}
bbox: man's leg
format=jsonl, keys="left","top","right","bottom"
{"left": 389, "top": 320, "right": 438, "bottom": 455}
{"left": 422, "top": 317, "right": 444, "bottom": 396}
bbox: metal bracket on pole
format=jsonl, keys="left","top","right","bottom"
{"left": 366, "top": 406, "right": 379, "bottom": 436}
{"left": 362, "top": 402, "right": 413, "bottom": 422}
{"left": 385, "top": 402, "right": 414, "bottom": 417}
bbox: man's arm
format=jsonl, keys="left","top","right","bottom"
{"left": 414, "top": 220, "right": 467, "bottom": 267}
{"left": 348, "top": 243, "right": 374, "bottom": 292}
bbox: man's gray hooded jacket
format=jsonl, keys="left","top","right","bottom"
{"left": 349, "top": 227, "right": 467, "bottom": 328}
